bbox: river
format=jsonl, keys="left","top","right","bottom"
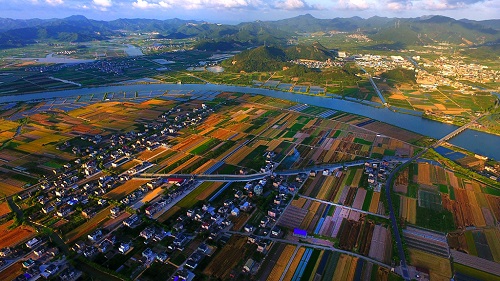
{"left": 124, "top": 45, "right": 144, "bottom": 57}
{"left": 0, "top": 83, "right": 498, "bottom": 159}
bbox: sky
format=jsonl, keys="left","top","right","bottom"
{"left": 0, "top": 0, "right": 498, "bottom": 22}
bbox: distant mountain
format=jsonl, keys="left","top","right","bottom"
{"left": 0, "top": 14, "right": 498, "bottom": 49}
{"left": 0, "top": 16, "right": 116, "bottom": 48}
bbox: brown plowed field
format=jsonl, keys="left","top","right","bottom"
{"left": 0, "top": 220, "right": 35, "bottom": 248}
{"left": 203, "top": 236, "right": 249, "bottom": 280}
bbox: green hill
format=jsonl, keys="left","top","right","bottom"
{"left": 222, "top": 42, "right": 336, "bottom": 72}
{"left": 222, "top": 46, "right": 289, "bottom": 72}
{"left": 285, "top": 42, "right": 336, "bottom": 61}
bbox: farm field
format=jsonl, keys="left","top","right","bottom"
{"left": 0, "top": 261, "right": 24, "bottom": 281}
{"left": 0, "top": 201, "right": 11, "bottom": 217}
{"left": 264, "top": 245, "right": 397, "bottom": 281}
{"left": 400, "top": 162, "right": 500, "bottom": 233}
{"left": 104, "top": 179, "right": 150, "bottom": 200}
{"left": 0, "top": 181, "right": 23, "bottom": 197}
{"left": 0, "top": 220, "right": 36, "bottom": 248}
{"left": 409, "top": 248, "right": 452, "bottom": 281}
{"left": 279, "top": 197, "right": 391, "bottom": 261}
{"left": 448, "top": 228, "right": 500, "bottom": 262}
{"left": 266, "top": 244, "right": 296, "bottom": 281}
{"left": 203, "top": 235, "right": 251, "bottom": 280}
{"left": 65, "top": 205, "right": 113, "bottom": 243}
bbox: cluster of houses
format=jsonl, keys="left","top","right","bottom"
{"left": 6, "top": 102, "right": 216, "bottom": 280}
{"left": 2, "top": 237, "right": 81, "bottom": 281}
{"left": 364, "top": 161, "right": 394, "bottom": 191}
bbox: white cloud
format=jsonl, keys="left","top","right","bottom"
{"left": 386, "top": 0, "right": 412, "bottom": 10}
{"left": 93, "top": 0, "right": 112, "bottom": 7}
{"left": 132, "top": 0, "right": 266, "bottom": 10}
{"left": 337, "top": 0, "right": 371, "bottom": 10}
{"left": 133, "top": 0, "right": 158, "bottom": 9}
{"left": 274, "top": 0, "right": 307, "bottom": 10}
{"left": 45, "top": 0, "right": 63, "bottom": 5}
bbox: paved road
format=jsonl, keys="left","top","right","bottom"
{"left": 136, "top": 158, "right": 406, "bottom": 181}
{"left": 358, "top": 66, "right": 387, "bottom": 106}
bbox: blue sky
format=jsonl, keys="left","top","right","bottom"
{"left": 0, "top": 0, "right": 498, "bottom": 22}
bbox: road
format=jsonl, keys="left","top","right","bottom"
{"left": 358, "top": 66, "right": 387, "bottom": 106}
{"left": 136, "top": 158, "right": 405, "bottom": 181}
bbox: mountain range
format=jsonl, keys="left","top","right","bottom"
{"left": 0, "top": 14, "right": 498, "bottom": 49}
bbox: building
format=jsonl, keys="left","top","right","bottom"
{"left": 293, "top": 228, "right": 307, "bottom": 239}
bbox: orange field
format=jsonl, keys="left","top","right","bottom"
{"left": 0, "top": 220, "right": 36, "bottom": 248}
{"left": 104, "top": 179, "right": 150, "bottom": 200}
{"left": 283, "top": 247, "right": 305, "bottom": 280}
{"left": 0, "top": 201, "right": 11, "bottom": 217}
{"left": 417, "top": 163, "right": 432, "bottom": 185}
{"left": 267, "top": 244, "right": 296, "bottom": 281}
{"left": 137, "top": 147, "right": 168, "bottom": 161}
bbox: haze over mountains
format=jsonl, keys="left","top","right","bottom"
{"left": 0, "top": 14, "right": 498, "bottom": 49}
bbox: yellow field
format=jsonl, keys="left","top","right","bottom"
{"left": 332, "top": 254, "right": 351, "bottom": 281}
{"left": 409, "top": 248, "right": 452, "bottom": 281}
{"left": 196, "top": 182, "right": 223, "bottom": 201}
{"left": 291, "top": 198, "right": 306, "bottom": 208}
{"left": 317, "top": 176, "right": 334, "bottom": 200}
{"left": 351, "top": 169, "right": 363, "bottom": 187}
{"left": 267, "top": 139, "right": 282, "bottom": 151}
{"left": 267, "top": 245, "right": 296, "bottom": 281}
{"left": 369, "top": 192, "right": 381, "bottom": 214}
{"left": 169, "top": 155, "right": 200, "bottom": 174}
{"left": 400, "top": 197, "right": 417, "bottom": 224}
{"left": 283, "top": 247, "right": 305, "bottom": 281}
{"left": 141, "top": 187, "right": 166, "bottom": 203}
{"left": 225, "top": 146, "right": 253, "bottom": 165}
